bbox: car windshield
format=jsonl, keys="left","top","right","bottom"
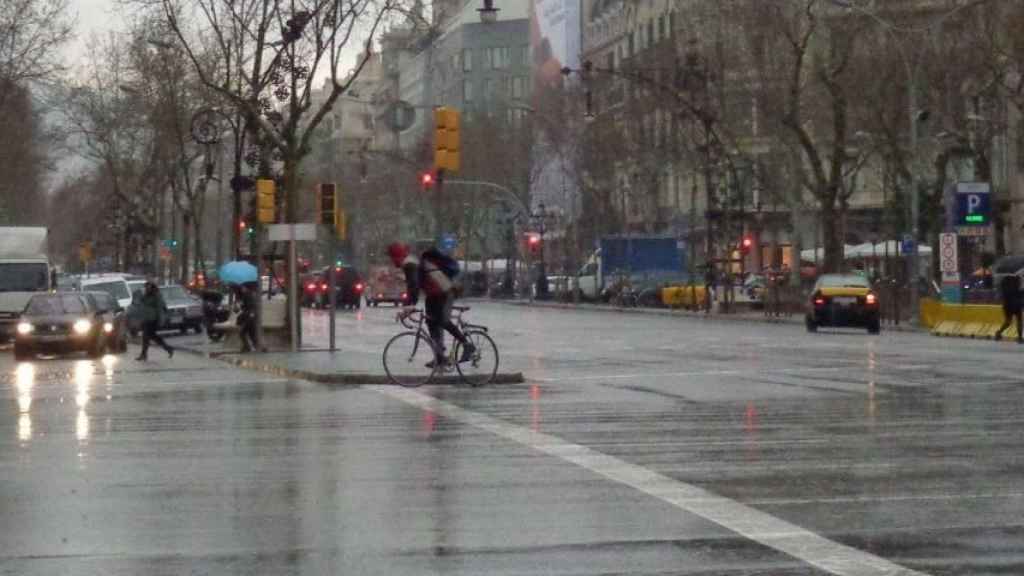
{"left": 161, "top": 286, "right": 190, "bottom": 301}
{"left": 0, "top": 263, "right": 49, "bottom": 293}
{"left": 25, "top": 295, "right": 87, "bottom": 316}
{"left": 84, "top": 280, "right": 130, "bottom": 301}
{"left": 819, "top": 275, "right": 870, "bottom": 289}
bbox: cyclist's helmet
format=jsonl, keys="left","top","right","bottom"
{"left": 387, "top": 242, "right": 410, "bottom": 266}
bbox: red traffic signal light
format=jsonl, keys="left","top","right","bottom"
{"left": 239, "top": 220, "right": 246, "bottom": 230}
{"left": 525, "top": 233, "right": 541, "bottom": 253}
{"left": 740, "top": 235, "right": 753, "bottom": 254}
{"left": 420, "top": 172, "right": 435, "bottom": 189}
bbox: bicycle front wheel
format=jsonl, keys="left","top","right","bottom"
{"left": 455, "top": 330, "right": 499, "bottom": 387}
{"left": 383, "top": 331, "right": 437, "bottom": 387}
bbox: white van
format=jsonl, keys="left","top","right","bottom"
{"left": 78, "top": 274, "right": 139, "bottom": 310}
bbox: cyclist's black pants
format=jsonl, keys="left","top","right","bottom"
{"left": 425, "top": 294, "right": 468, "bottom": 356}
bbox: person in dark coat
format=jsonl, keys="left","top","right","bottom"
{"left": 235, "top": 283, "right": 258, "bottom": 353}
{"left": 995, "top": 274, "right": 1023, "bottom": 343}
{"left": 136, "top": 281, "right": 174, "bottom": 360}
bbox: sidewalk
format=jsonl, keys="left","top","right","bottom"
{"left": 494, "top": 298, "right": 923, "bottom": 333}
{"left": 173, "top": 331, "right": 525, "bottom": 385}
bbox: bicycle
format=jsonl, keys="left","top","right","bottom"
{"left": 382, "top": 305, "right": 499, "bottom": 387}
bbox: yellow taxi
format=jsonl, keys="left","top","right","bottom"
{"left": 805, "top": 274, "right": 880, "bottom": 334}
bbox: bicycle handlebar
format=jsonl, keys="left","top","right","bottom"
{"left": 396, "top": 308, "right": 422, "bottom": 330}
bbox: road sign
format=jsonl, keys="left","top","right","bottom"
{"left": 954, "top": 182, "right": 991, "bottom": 227}
{"left": 78, "top": 241, "right": 94, "bottom": 264}
{"left": 900, "top": 234, "right": 916, "bottom": 256}
{"left": 267, "top": 223, "right": 317, "bottom": 242}
{"left": 440, "top": 233, "right": 457, "bottom": 253}
{"left": 955, "top": 225, "right": 991, "bottom": 237}
{"left": 939, "top": 232, "right": 958, "bottom": 277}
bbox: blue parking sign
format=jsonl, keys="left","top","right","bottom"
{"left": 955, "top": 182, "right": 991, "bottom": 226}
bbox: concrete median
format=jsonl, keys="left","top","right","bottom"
{"left": 930, "top": 301, "right": 1018, "bottom": 340}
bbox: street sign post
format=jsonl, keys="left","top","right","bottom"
{"left": 939, "top": 232, "right": 960, "bottom": 303}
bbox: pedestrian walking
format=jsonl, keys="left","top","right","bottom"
{"left": 235, "top": 283, "right": 259, "bottom": 353}
{"left": 994, "top": 273, "right": 1023, "bottom": 343}
{"left": 135, "top": 281, "right": 174, "bottom": 361}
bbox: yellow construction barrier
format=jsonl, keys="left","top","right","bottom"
{"left": 930, "top": 301, "right": 1018, "bottom": 340}
{"left": 662, "top": 285, "right": 707, "bottom": 309}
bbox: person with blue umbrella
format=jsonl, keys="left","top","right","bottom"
{"left": 219, "top": 260, "right": 261, "bottom": 352}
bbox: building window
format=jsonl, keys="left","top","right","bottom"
{"left": 485, "top": 47, "right": 511, "bottom": 69}
{"left": 484, "top": 78, "right": 496, "bottom": 98}
{"left": 647, "top": 20, "right": 655, "bottom": 48}
{"left": 463, "top": 79, "right": 473, "bottom": 102}
{"left": 605, "top": 51, "right": 614, "bottom": 72}
{"left": 513, "top": 45, "right": 529, "bottom": 67}
{"left": 511, "top": 77, "right": 525, "bottom": 99}
{"left": 463, "top": 48, "right": 472, "bottom": 72}
{"left": 658, "top": 16, "right": 665, "bottom": 41}
{"left": 627, "top": 33, "right": 634, "bottom": 57}
{"left": 669, "top": 12, "right": 676, "bottom": 36}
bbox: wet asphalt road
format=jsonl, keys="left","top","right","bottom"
{"left": 2, "top": 301, "right": 1024, "bottom": 575}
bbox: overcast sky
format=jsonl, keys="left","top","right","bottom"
{"left": 65, "top": 0, "right": 129, "bottom": 70}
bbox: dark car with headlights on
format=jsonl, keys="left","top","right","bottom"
{"left": 81, "top": 290, "right": 128, "bottom": 353}
{"left": 806, "top": 274, "right": 881, "bottom": 334}
{"left": 14, "top": 293, "right": 110, "bottom": 360}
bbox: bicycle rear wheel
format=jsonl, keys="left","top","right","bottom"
{"left": 383, "top": 332, "right": 437, "bottom": 387}
{"left": 455, "top": 330, "right": 499, "bottom": 387}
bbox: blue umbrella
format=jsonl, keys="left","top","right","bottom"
{"left": 219, "top": 260, "right": 258, "bottom": 285}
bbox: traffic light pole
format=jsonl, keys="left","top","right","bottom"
{"left": 328, "top": 237, "right": 337, "bottom": 352}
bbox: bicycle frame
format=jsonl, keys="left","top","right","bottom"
{"left": 401, "top": 308, "right": 488, "bottom": 364}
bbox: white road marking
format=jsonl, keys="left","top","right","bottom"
{"left": 371, "top": 385, "right": 931, "bottom": 576}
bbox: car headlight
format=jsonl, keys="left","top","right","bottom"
{"left": 16, "top": 322, "right": 34, "bottom": 335}
{"left": 103, "top": 322, "right": 114, "bottom": 333}
{"left": 73, "top": 319, "right": 92, "bottom": 334}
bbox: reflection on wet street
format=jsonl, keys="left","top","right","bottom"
{"left": 2, "top": 303, "right": 1024, "bottom": 575}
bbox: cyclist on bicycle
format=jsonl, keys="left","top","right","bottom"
{"left": 387, "top": 242, "right": 475, "bottom": 367}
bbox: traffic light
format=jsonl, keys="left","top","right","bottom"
{"left": 526, "top": 232, "right": 541, "bottom": 254}
{"left": 238, "top": 220, "right": 246, "bottom": 230}
{"left": 256, "top": 178, "right": 276, "bottom": 223}
{"left": 318, "top": 183, "right": 336, "bottom": 226}
{"left": 421, "top": 171, "right": 435, "bottom": 190}
{"left": 740, "top": 235, "right": 753, "bottom": 255}
{"left": 433, "top": 107, "right": 461, "bottom": 173}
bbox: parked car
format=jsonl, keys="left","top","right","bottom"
{"left": 159, "top": 284, "right": 204, "bottom": 334}
{"left": 81, "top": 290, "right": 128, "bottom": 353}
{"left": 79, "top": 274, "right": 139, "bottom": 310}
{"left": 14, "top": 293, "right": 110, "bottom": 360}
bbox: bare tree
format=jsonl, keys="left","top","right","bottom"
{"left": 157, "top": 0, "right": 406, "bottom": 225}
{"left": 736, "top": 0, "right": 877, "bottom": 274}
{"left": 0, "top": 0, "right": 73, "bottom": 107}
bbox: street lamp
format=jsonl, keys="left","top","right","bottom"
{"left": 477, "top": 0, "right": 499, "bottom": 24}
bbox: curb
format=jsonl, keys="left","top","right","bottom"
{"left": 491, "top": 299, "right": 923, "bottom": 333}
{"left": 176, "top": 344, "right": 525, "bottom": 386}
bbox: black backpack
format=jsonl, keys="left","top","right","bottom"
{"left": 421, "top": 248, "right": 460, "bottom": 279}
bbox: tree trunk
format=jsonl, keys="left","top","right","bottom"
{"left": 180, "top": 213, "right": 192, "bottom": 285}
{"left": 193, "top": 215, "right": 204, "bottom": 281}
{"left": 821, "top": 202, "right": 844, "bottom": 274}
